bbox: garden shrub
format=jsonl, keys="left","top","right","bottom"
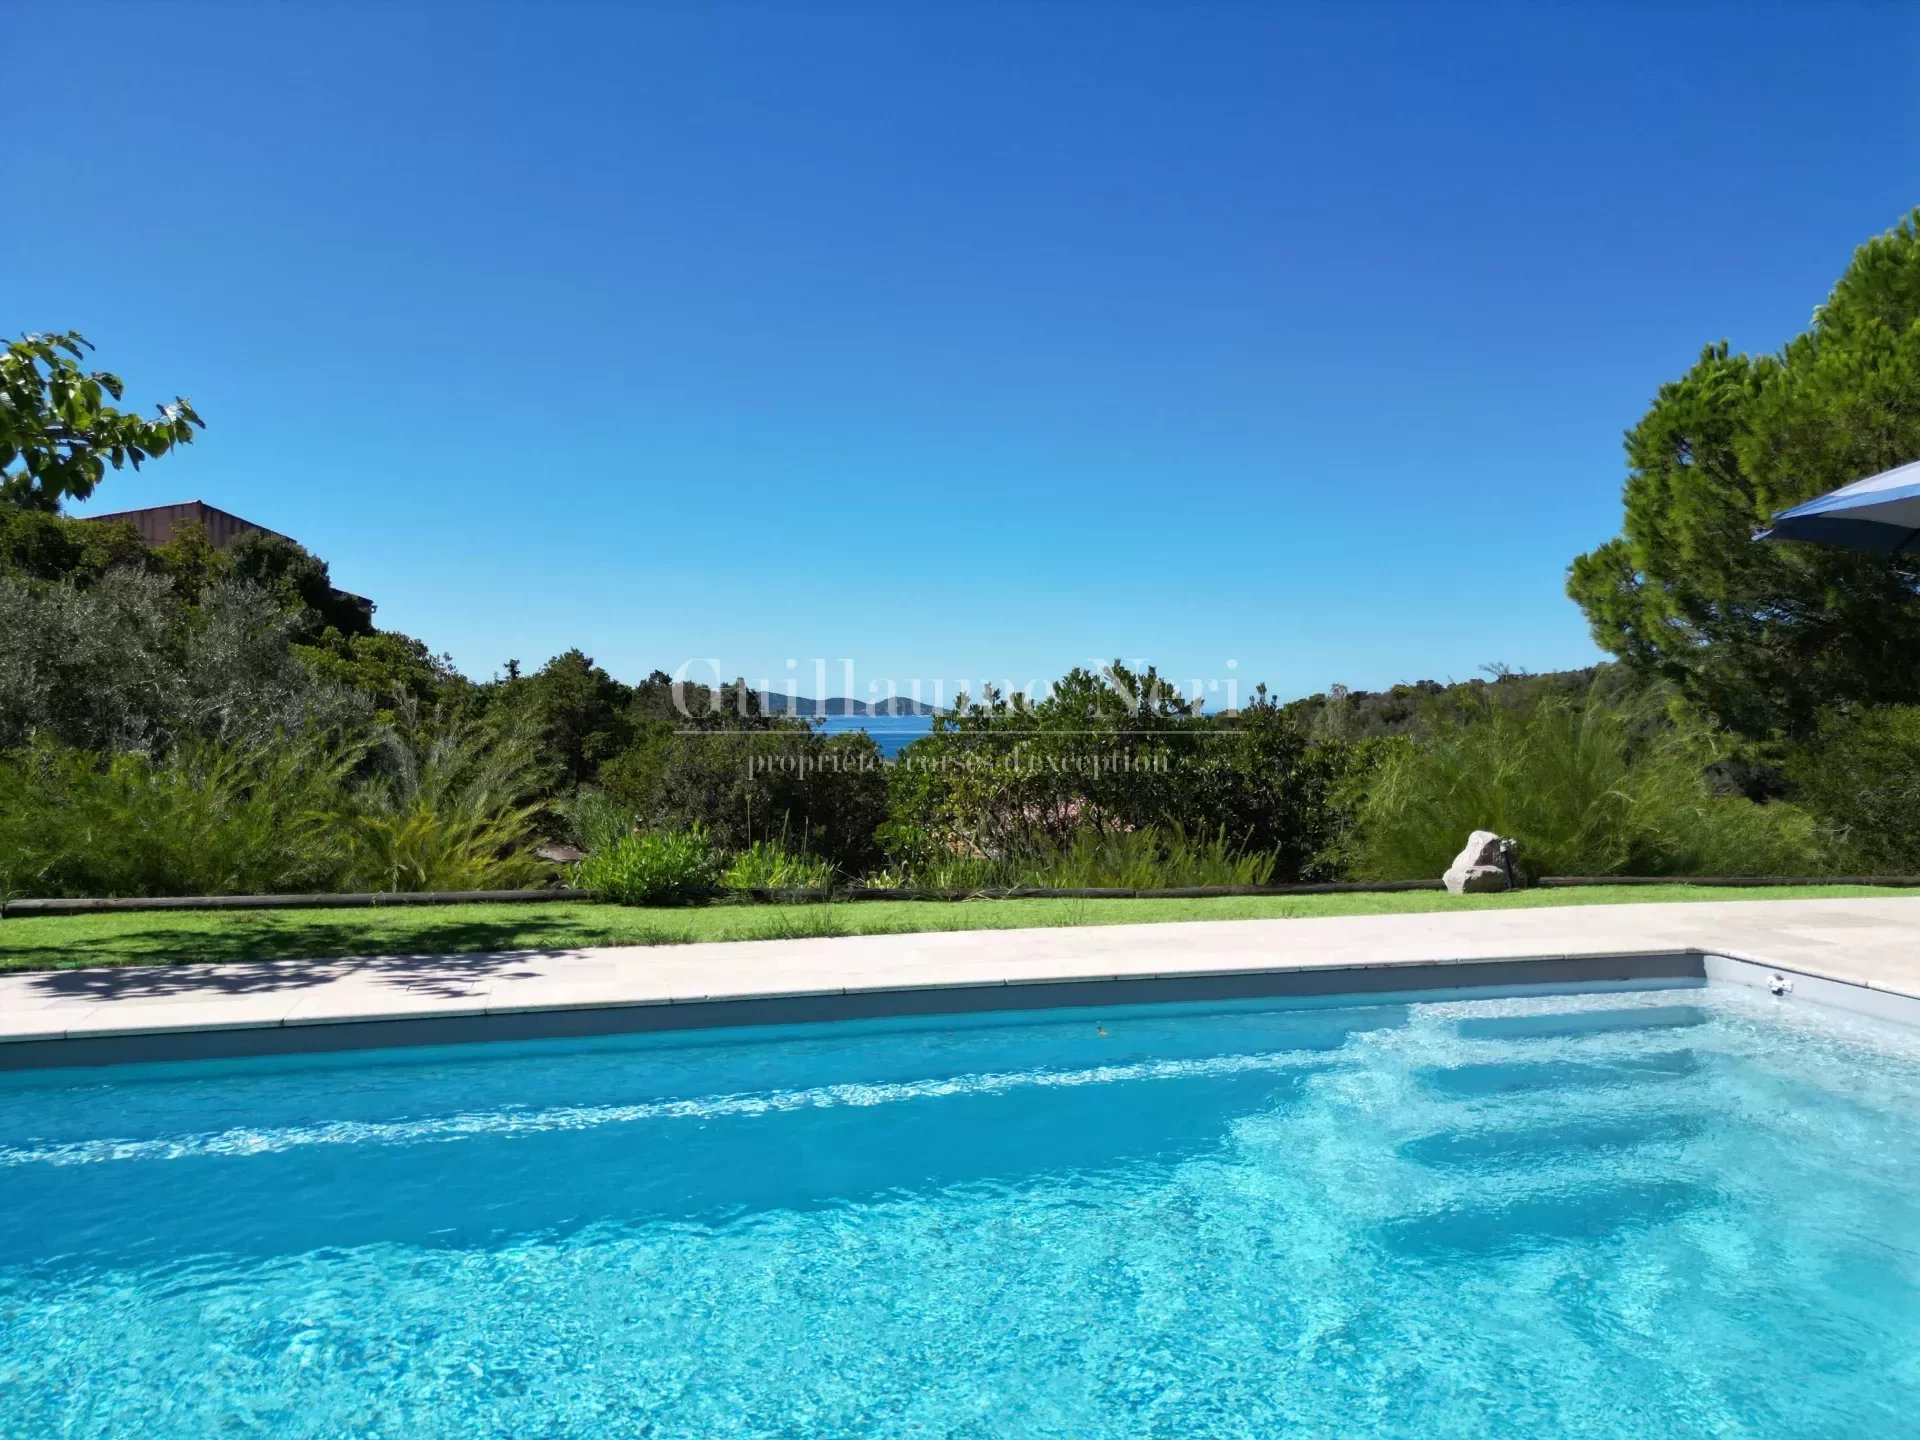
{"left": 720, "top": 839, "right": 836, "bottom": 892}
{"left": 888, "top": 668, "right": 1357, "bottom": 882}
{"left": 622, "top": 727, "right": 889, "bottom": 874}
{"left": 893, "top": 666, "right": 1193, "bottom": 856}
{"left": 575, "top": 829, "right": 719, "bottom": 906}
{"left": 1167, "top": 700, "right": 1363, "bottom": 881}
{"left": 880, "top": 824, "right": 1276, "bottom": 891}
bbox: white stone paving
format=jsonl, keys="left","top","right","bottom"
{"left": 1, "top": 896, "right": 1918, "bottom": 1049}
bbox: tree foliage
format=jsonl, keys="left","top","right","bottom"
{"left": 890, "top": 664, "right": 1360, "bottom": 882}
{"left": 10, "top": 310, "right": 1896, "bottom": 896}
{"left": 492, "top": 649, "right": 636, "bottom": 793}
{"left": 0, "top": 505, "right": 149, "bottom": 583}
{"left": 293, "top": 630, "right": 463, "bottom": 714}
{"left": 1569, "top": 212, "right": 1920, "bottom": 739}
{"left": 1787, "top": 705, "right": 1920, "bottom": 872}
{"left": 591, "top": 671, "right": 892, "bottom": 869}
{"left": 0, "top": 332, "right": 204, "bottom": 512}
{"left": 0, "top": 571, "right": 370, "bottom": 754}
{"left": 898, "top": 663, "right": 1195, "bottom": 855}
{"left": 647, "top": 728, "right": 890, "bottom": 873}
{"left": 1171, "top": 694, "right": 1361, "bottom": 881}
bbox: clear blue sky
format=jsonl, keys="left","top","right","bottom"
{"left": 10, "top": 2, "right": 1917, "bottom": 705}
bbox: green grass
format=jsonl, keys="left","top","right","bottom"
{"left": 1, "top": 884, "right": 1914, "bottom": 973}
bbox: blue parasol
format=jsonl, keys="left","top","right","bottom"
{"left": 1757, "top": 458, "right": 1920, "bottom": 554}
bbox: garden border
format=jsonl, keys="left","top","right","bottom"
{"left": 7, "top": 874, "right": 1920, "bottom": 918}
{"left": 0, "top": 889, "right": 587, "bottom": 917}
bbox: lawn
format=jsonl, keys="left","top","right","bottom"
{"left": 2, "top": 884, "right": 1915, "bottom": 972}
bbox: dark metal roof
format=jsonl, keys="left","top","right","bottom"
{"left": 82, "top": 500, "right": 374, "bottom": 614}
{"left": 83, "top": 500, "right": 291, "bottom": 550}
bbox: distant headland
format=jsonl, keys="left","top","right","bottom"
{"left": 755, "top": 694, "right": 943, "bottom": 717}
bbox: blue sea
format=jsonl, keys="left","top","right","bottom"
{"left": 5, "top": 986, "right": 1920, "bottom": 1437}
{"left": 814, "top": 712, "right": 934, "bottom": 757}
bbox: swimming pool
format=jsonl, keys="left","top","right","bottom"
{"left": 4, "top": 984, "right": 1918, "bottom": 1438}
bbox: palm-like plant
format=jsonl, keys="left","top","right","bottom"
{"left": 346, "top": 713, "right": 546, "bottom": 892}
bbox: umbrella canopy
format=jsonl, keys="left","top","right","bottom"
{"left": 1757, "top": 458, "right": 1920, "bottom": 554}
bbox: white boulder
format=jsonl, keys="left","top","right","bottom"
{"left": 1443, "top": 830, "right": 1512, "bottom": 895}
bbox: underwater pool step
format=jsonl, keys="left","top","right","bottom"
{"left": 1396, "top": 1110, "right": 1705, "bottom": 1170}
{"left": 1415, "top": 1049, "right": 1702, "bottom": 1099}
{"left": 1377, "top": 1177, "right": 1711, "bottom": 1259}
{"left": 1451, "top": 1004, "right": 1708, "bottom": 1043}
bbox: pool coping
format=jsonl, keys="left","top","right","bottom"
{"left": 4, "top": 898, "right": 1919, "bottom": 1068}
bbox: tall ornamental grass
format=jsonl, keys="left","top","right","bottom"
{"left": 557, "top": 787, "right": 638, "bottom": 855}
{"left": 0, "top": 717, "right": 547, "bottom": 900}
{"left": 0, "top": 734, "right": 359, "bottom": 900}
{"left": 1351, "top": 689, "right": 1817, "bottom": 880}
{"left": 1787, "top": 705, "right": 1920, "bottom": 873}
{"left": 892, "top": 824, "right": 1277, "bottom": 890}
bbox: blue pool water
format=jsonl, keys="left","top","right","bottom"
{"left": 5, "top": 986, "right": 1920, "bottom": 1438}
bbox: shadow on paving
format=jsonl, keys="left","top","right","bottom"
{"left": 9, "top": 914, "right": 689, "bottom": 1000}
